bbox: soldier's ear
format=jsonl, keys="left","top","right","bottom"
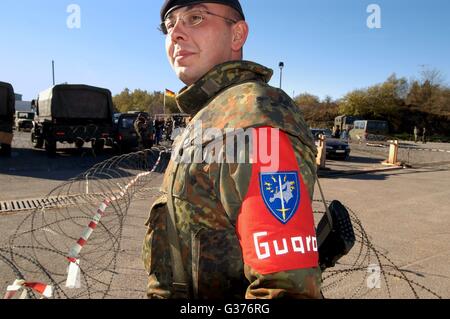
{"left": 231, "top": 20, "right": 248, "bottom": 52}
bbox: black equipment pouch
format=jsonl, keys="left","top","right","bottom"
{"left": 317, "top": 200, "right": 355, "bottom": 271}
{"left": 315, "top": 179, "right": 356, "bottom": 271}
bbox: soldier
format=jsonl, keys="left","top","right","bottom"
{"left": 146, "top": 116, "right": 155, "bottom": 148}
{"left": 414, "top": 126, "right": 419, "bottom": 143}
{"left": 142, "top": 0, "right": 321, "bottom": 299}
{"left": 154, "top": 117, "right": 165, "bottom": 145}
{"left": 165, "top": 117, "right": 174, "bottom": 141}
{"left": 134, "top": 113, "right": 149, "bottom": 150}
{"left": 422, "top": 127, "right": 427, "bottom": 144}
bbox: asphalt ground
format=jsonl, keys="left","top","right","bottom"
{"left": 0, "top": 131, "right": 449, "bottom": 299}
{"left": 318, "top": 160, "right": 450, "bottom": 298}
{"left": 349, "top": 140, "right": 450, "bottom": 167}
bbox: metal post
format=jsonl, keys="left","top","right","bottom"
{"left": 85, "top": 173, "right": 89, "bottom": 194}
{"left": 280, "top": 68, "right": 283, "bottom": 89}
{"left": 279, "top": 62, "right": 284, "bottom": 89}
{"left": 316, "top": 134, "right": 327, "bottom": 168}
{"left": 52, "top": 60, "right": 55, "bottom": 86}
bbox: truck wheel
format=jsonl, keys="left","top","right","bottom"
{"left": 75, "top": 139, "right": 84, "bottom": 149}
{"left": 32, "top": 133, "right": 44, "bottom": 149}
{"left": 45, "top": 139, "right": 57, "bottom": 156}
{"left": 92, "top": 139, "right": 105, "bottom": 153}
{"left": 0, "top": 144, "right": 12, "bottom": 157}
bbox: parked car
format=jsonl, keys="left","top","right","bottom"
{"left": 110, "top": 113, "right": 140, "bottom": 153}
{"left": 113, "top": 112, "right": 122, "bottom": 125}
{"left": 109, "top": 113, "right": 154, "bottom": 153}
{"left": 311, "top": 128, "right": 351, "bottom": 160}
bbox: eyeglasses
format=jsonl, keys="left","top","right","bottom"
{"left": 160, "top": 10, "right": 237, "bottom": 35}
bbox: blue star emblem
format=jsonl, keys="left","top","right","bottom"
{"left": 260, "top": 172, "right": 301, "bottom": 224}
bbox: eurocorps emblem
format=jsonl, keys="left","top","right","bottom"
{"left": 260, "top": 172, "right": 301, "bottom": 224}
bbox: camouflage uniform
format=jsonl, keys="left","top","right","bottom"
{"left": 134, "top": 116, "right": 151, "bottom": 149}
{"left": 142, "top": 61, "right": 322, "bottom": 299}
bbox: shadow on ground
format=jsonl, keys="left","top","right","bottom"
{"left": 0, "top": 146, "right": 134, "bottom": 181}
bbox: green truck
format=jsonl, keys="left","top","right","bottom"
{"left": 0, "top": 81, "right": 15, "bottom": 157}
{"left": 349, "top": 120, "right": 389, "bottom": 141}
{"left": 32, "top": 84, "right": 115, "bottom": 156}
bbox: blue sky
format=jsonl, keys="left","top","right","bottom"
{"left": 1, "top": 0, "right": 449, "bottom": 101}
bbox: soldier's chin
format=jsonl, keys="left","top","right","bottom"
{"left": 177, "top": 68, "right": 200, "bottom": 86}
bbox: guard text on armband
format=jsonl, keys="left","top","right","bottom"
{"left": 253, "top": 232, "right": 318, "bottom": 260}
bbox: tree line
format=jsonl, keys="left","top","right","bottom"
{"left": 112, "top": 68, "right": 449, "bottom": 138}
{"left": 295, "top": 68, "right": 450, "bottom": 139}
{"left": 112, "top": 88, "right": 179, "bottom": 115}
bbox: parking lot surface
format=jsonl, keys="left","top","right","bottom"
{"left": 0, "top": 132, "right": 449, "bottom": 298}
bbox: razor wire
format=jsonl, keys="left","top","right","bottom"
{"left": 0, "top": 145, "right": 444, "bottom": 299}
{"left": 312, "top": 200, "right": 442, "bottom": 299}
{"left": 1, "top": 148, "right": 171, "bottom": 299}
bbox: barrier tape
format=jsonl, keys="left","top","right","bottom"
{"left": 364, "top": 142, "right": 450, "bottom": 155}
{"left": 403, "top": 148, "right": 450, "bottom": 153}
{"left": 4, "top": 279, "right": 53, "bottom": 299}
{"left": 65, "top": 151, "right": 164, "bottom": 289}
{"left": 365, "top": 142, "right": 450, "bottom": 154}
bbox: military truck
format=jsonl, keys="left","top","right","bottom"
{"left": 15, "top": 111, "right": 35, "bottom": 132}
{"left": 350, "top": 120, "right": 389, "bottom": 141}
{"left": 0, "top": 81, "right": 15, "bottom": 157}
{"left": 334, "top": 115, "right": 359, "bottom": 132}
{"left": 31, "top": 84, "right": 114, "bottom": 155}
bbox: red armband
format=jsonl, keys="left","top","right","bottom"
{"left": 236, "top": 127, "right": 318, "bottom": 275}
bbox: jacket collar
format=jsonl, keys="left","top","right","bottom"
{"left": 175, "top": 60, "right": 273, "bottom": 116}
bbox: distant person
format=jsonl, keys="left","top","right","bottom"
{"left": 341, "top": 128, "right": 348, "bottom": 140}
{"left": 170, "top": 118, "right": 182, "bottom": 141}
{"left": 334, "top": 126, "right": 341, "bottom": 139}
{"left": 145, "top": 117, "right": 155, "bottom": 149}
{"left": 414, "top": 126, "right": 419, "bottom": 143}
{"left": 165, "top": 117, "right": 173, "bottom": 141}
{"left": 422, "top": 127, "right": 427, "bottom": 144}
{"left": 153, "top": 117, "right": 165, "bottom": 145}
{"left": 134, "top": 114, "right": 151, "bottom": 150}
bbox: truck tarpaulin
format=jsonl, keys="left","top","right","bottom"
{"left": 0, "top": 81, "right": 15, "bottom": 117}
{"left": 37, "top": 84, "right": 113, "bottom": 120}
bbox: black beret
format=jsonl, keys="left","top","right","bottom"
{"left": 161, "top": 0, "right": 245, "bottom": 22}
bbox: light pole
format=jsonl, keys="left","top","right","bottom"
{"left": 279, "top": 62, "right": 284, "bottom": 89}
{"left": 52, "top": 60, "right": 55, "bottom": 86}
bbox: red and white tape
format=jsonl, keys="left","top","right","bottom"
{"left": 4, "top": 279, "right": 53, "bottom": 299}
{"left": 67, "top": 199, "right": 111, "bottom": 263}
{"left": 66, "top": 151, "right": 164, "bottom": 289}
{"left": 151, "top": 151, "right": 164, "bottom": 172}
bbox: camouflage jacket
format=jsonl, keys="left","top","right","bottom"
{"left": 142, "top": 61, "right": 322, "bottom": 299}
